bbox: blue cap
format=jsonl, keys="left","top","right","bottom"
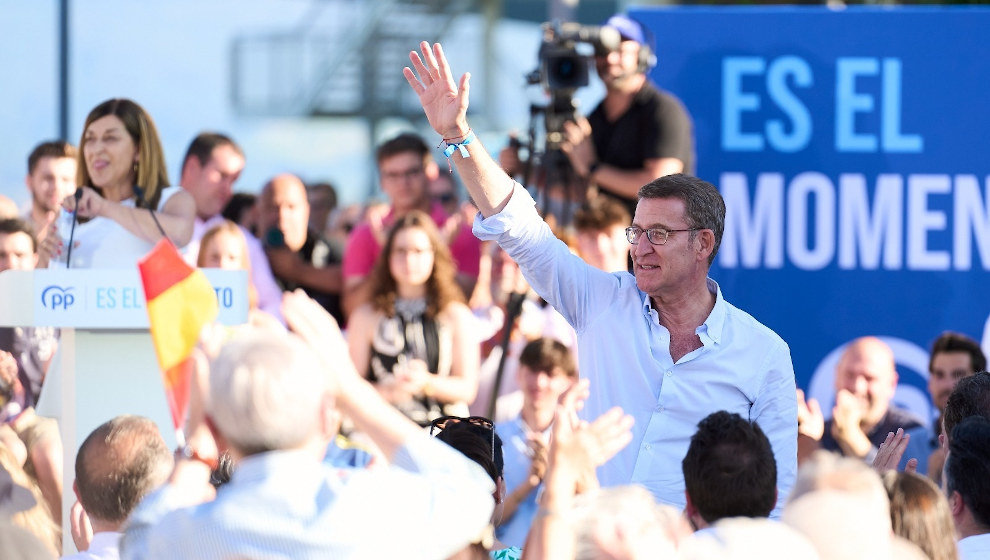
{"left": 604, "top": 15, "right": 648, "bottom": 46}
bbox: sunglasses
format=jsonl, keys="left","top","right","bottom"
{"left": 429, "top": 415, "right": 496, "bottom": 463}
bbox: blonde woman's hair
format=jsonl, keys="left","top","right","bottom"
{"left": 197, "top": 220, "right": 258, "bottom": 310}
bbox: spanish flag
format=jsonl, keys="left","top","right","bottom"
{"left": 138, "top": 239, "right": 218, "bottom": 430}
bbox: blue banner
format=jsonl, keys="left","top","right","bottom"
{"left": 631, "top": 6, "right": 990, "bottom": 419}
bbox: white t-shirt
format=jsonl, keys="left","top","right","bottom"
{"left": 52, "top": 186, "right": 184, "bottom": 269}
{"left": 958, "top": 533, "right": 990, "bottom": 560}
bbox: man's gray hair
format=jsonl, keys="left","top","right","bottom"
{"left": 783, "top": 451, "right": 899, "bottom": 560}
{"left": 208, "top": 329, "right": 332, "bottom": 455}
{"left": 571, "top": 485, "right": 686, "bottom": 560}
{"left": 638, "top": 173, "right": 725, "bottom": 266}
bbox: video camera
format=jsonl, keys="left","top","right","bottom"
{"left": 526, "top": 22, "right": 621, "bottom": 147}
{"left": 511, "top": 22, "right": 621, "bottom": 223}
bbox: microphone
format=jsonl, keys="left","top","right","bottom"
{"left": 133, "top": 185, "right": 169, "bottom": 243}
{"left": 63, "top": 188, "right": 84, "bottom": 268}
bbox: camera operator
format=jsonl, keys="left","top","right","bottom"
{"left": 561, "top": 14, "right": 695, "bottom": 218}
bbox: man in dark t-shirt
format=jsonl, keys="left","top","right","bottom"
{"left": 561, "top": 14, "right": 695, "bottom": 218}
{"left": 258, "top": 174, "right": 344, "bottom": 324}
{"left": 798, "top": 337, "right": 932, "bottom": 474}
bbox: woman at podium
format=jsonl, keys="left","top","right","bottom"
{"left": 46, "top": 98, "right": 195, "bottom": 269}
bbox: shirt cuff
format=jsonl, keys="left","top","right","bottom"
{"left": 472, "top": 182, "right": 538, "bottom": 241}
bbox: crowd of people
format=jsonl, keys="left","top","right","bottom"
{"left": 0, "top": 14, "right": 988, "bottom": 560}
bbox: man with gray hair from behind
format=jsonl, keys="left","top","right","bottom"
{"left": 783, "top": 451, "right": 927, "bottom": 560}
{"left": 121, "top": 291, "right": 495, "bottom": 559}
{"left": 65, "top": 415, "right": 172, "bottom": 560}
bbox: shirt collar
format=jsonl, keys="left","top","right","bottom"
{"left": 87, "top": 531, "right": 122, "bottom": 553}
{"left": 640, "top": 277, "right": 726, "bottom": 345}
{"left": 700, "top": 278, "right": 726, "bottom": 346}
{"left": 230, "top": 448, "right": 325, "bottom": 485}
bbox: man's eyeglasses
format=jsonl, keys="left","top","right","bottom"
{"left": 624, "top": 226, "right": 699, "bottom": 246}
{"left": 429, "top": 415, "right": 495, "bottom": 463}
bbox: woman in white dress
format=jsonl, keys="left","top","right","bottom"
{"left": 46, "top": 98, "right": 195, "bottom": 268}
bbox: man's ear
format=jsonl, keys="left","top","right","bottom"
{"left": 949, "top": 490, "right": 965, "bottom": 516}
{"left": 73, "top": 479, "right": 80, "bottom": 501}
{"left": 684, "top": 491, "right": 697, "bottom": 517}
{"left": 695, "top": 229, "right": 715, "bottom": 262}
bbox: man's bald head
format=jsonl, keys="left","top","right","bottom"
{"left": 0, "top": 194, "right": 19, "bottom": 219}
{"left": 259, "top": 173, "right": 310, "bottom": 252}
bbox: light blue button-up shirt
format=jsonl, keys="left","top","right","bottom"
{"left": 121, "top": 435, "right": 495, "bottom": 559}
{"left": 474, "top": 185, "right": 797, "bottom": 518}
{"left": 494, "top": 417, "right": 546, "bottom": 548}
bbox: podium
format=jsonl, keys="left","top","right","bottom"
{"left": 0, "top": 268, "right": 248, "bottom": 548}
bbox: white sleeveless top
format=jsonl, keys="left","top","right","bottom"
{"left": 51, "top": 186, "right": 185, "bottom": 269}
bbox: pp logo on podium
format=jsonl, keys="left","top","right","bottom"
{"left": 41, "top": 286, "right": 76, "bottom": 310}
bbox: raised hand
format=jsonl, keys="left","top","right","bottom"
{"left": 549, "top": 379, "right": 634, "bottom": 486}
{"left": 831, "top": 389, "right": 871, "bottom": 458}
{"left": 796, "top": 388, "right": 825, "bottom": 441}
{"left": 872, "top": 427, "right": 918, "bottom": 474}
{"left": 70, "top": 500, "right": 93, "bottom": 552}
{"left": 527, "top": 435, "right": 549, "bottom": 486}
{"left": 403, "top": 41, "right": 471, "bottom": 139}
{"left": 37, "top": 221, "right": 62, "bottom": 268}
{"left": 282, "top": 289, "right": 349, "bottom": 367}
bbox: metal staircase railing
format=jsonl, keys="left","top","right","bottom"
{"left": 230, "top": 0, "right": 475, "bottom": 118}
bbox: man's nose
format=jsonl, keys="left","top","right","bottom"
{"left": 633, "top": 237, "right": 653, "bottom": 257}
{"left": 855, "top": 376, "right": 869, "bottom": 395}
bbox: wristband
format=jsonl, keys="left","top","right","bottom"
{"left": 442, "top": 129, "right": 476, "bottom": 159}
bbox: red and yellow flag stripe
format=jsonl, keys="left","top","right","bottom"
{"left": 139, "top": 239, "right": 218, "bottom": 429}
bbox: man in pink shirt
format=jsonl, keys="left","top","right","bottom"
{"left": 342, "top": 133, "right": 480, "bottom": 318}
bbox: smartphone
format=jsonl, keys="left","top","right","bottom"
{"left": 264, "top": 227, "right": 285, "bottom": 249}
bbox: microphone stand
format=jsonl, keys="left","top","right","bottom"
{"left": 63, "top": 188, "right": 83, "bottom": 268}
{"left": 133, "top": 185, "right": 169, "bottom": 241}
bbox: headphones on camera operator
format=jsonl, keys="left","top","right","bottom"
{"left": 604, "top": 15, "right": 657, "bottom": 74}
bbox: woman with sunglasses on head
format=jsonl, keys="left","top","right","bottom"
{"left": 432, "top": 416, "right": 521, "bottom": 560}
{"left": 45, "top": 98, "right": 195, "bottom": 268}
{"left": 347, "top": 211, "right": 480, "bottom": 427}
